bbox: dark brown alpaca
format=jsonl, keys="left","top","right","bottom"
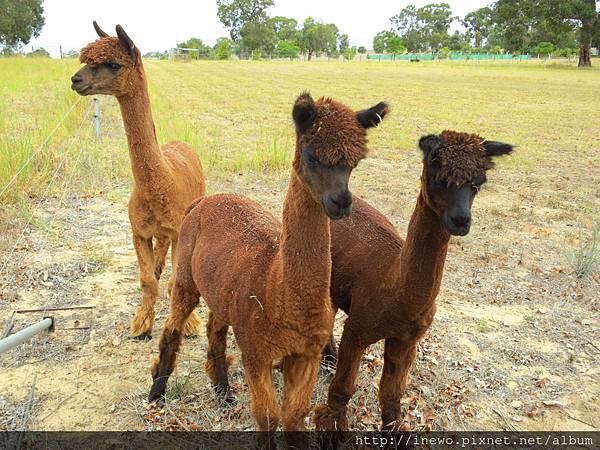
{"left": 149, "top": 93, "right": 388, "bottom": 445}
{"left": 71, "top": 22, "right": 205, "bottom": 338}
{"left": 314, "top": 131, "right": 514, "bottom": 430}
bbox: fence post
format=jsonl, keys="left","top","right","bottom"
{"left": 93, "top": 96, "right": 100, "bottom": 138}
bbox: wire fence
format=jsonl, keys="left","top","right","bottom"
{"left": 0, "top": 96, "right": 99, "bottom": 433}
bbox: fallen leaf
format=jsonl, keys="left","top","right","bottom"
{"left": 581, "top": 319, "right": 592, "bottom": 325}
{"left": 542, "top": 400, "right": 565, "bottom": 407}
{"left": 112, "top": 336, "right": 121, "bottom": 347}
{"left": 534, "top": 377, "right": 550, "bottom": 388}
{"left": 527, "top": 408, "right": 540, "bottom": 417}
{"left": 401, "top": 395, "right": 418, "bottom": 405}
{"left": 512, "top": 416, "right": 524, "bottom": 422}
{"left": 510, "top": 400, "right": 523, "bottom": 409}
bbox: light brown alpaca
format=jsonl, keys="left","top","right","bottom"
{"left": 71, "top": 22, "right": 205, "bottom": 338}
{"left": 314, "top": 131, "right": 514, "bottom": 430}
{"left": 149, "top": 93, "right": 388, "bottom": 447}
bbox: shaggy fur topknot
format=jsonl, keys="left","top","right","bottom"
{"left": 435, "top": 130, "right": 493, "bottom": 186}
{"left": 303, "top": 97, "right": 369, "bottom": 167}
{"left": 80, "top": 37, "right": 131, "bottom": 66}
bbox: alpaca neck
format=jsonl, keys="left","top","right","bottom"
{"left": 116, "top": 73, "right": 167, "bottom": 190}
{"left": 278, "top": 169, "right": 331, "bottom": 307}
{"left": 393, "top": 191, "right": 450, "bottom": 311}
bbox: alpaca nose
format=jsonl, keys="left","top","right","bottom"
{"left": 71, "top": 74, "right": 82, "bottom": 84}
{"left": 451, "top": 214, "right": 471, "bottom": 228}
{"left": 331, "top": 190, "right": 352, "bottom": 210}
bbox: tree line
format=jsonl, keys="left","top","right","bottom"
{"left": 373, "top": 1, "right": 599, "bottom": 67}
{"left": 1, "top": 0, "right": 598, "bottom": 66}
{"left": 177, "top": 0, "right": 364, "bottom": 60}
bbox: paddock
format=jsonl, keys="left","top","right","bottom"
{"left": 0, "top": 58, "right": 598, "bottom": 432}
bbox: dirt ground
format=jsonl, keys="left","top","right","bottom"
{"left": 0, "top": 140, "right": 598, "bottom": 433}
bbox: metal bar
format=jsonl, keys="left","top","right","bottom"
{"left": 15, "top": 305, "right": 94, "bottom": 314}
{"left": 0, "top": 318, "right": 53, "bottom": 355}
{"left": 94, "top": 96, "right": 100, "bottom": 137}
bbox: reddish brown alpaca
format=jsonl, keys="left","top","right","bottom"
{"left": 71, "top": 22, "right": 205, "bottom": 338}
{"left": 149, "top": 93, "right": 388, "bottom": 445}
{"left": 314, "top": 131, "right": 514, "bottom": 430}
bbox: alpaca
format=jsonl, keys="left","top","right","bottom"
{"left": 148, "top": 93, "right": 388, "bottom": 446}
{"left": 314, "top": 131, "right": 514, "bottom": 430}
{"left": 70, "top": 22, "right": 205, "bottom": 338}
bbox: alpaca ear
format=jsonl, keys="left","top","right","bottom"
{"left": 116, "top": 24, "right": 138, "bottom": 63}
{"left": 292, "top": 92, "right": 317, "bottom": 133}
{"left": 484, "top": 141, "right": 514, "bottom": 158}
{"left": 357, "top": 101, "right": 389, "bottom": 128}
{"left": 93, "top": 21, "right": 109, "bottom": 38}
{"left": 419, "top": 134, "right": 442, "bottom": 157}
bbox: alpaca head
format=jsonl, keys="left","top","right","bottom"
{"left": 418, "top": 130, "right": 513, "bottom": 236}
{"left": 71, "top": 22, "right": 142, "bottom": 97}
{"left": 292, "top": 92, "right": 388, "bottom": 220}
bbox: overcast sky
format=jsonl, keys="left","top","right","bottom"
{"left": 30, "top": 0, "right": 490, "bottom": 56}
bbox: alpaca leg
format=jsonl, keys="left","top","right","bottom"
{"left": 313, "top": 330, "right": 367, "bottom": 431}
{"left": 280, "top": 353, "right": 320, "bottom": 449}
{"left": 244, "top": 358, "right": 280, "bottom": 448}
{"left": 169, "top": 237, "right": 201, "bottom": 337}
{"left": 153, "top": 236, "right": 170, "bottom": 281}
{"left": 131, "top": 234, "right": 159, "bottom": 338}
{"left": 378, "top": 338, "right": 418, "bottom": 430}
{"left": 205, "top": 312, "right": 234, "bottom": 403}
{"left": 148, "top": 282, "right": 200, "bottom": 401}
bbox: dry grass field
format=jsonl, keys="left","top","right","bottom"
{"left": 0, "top": 58, "right": 599, "bottom": 433}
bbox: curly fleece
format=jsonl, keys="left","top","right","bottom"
{"left": 80, "top": 37, "right": 131, "bottom": 66}
{"left": 303, "top": 97, "right": 369, "bottom": 167}
{"left": 435, "top": 130, "right": 493, "bottom": 186}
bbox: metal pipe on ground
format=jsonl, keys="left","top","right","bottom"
{"left": 0, "top": 317, "right": 53, "bottom": 355}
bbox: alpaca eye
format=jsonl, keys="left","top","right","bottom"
{"left": 106, "top": 62, "right": 122, "bottom": 71}
{"left": 304, "top": 151, "right": 319, "bottom": 166}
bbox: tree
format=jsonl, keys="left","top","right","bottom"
{"left": 390, "top": 5, "right": 421, "bottom": 51}
{"left": 358, "top": 46, "right": 367, "bottom": 54}
{"left": 214, "top": 37, "right": 233, "bottom": 59}
{"left": 276, "top": 39, "right": 299, "bottom": 59}
{"left": 541, "top": 0, "right": 599, "bottom": 66}
{"left": 299, "top": 17, "right": 339, "bottom": 60}
{"left": 240, "top": 21, "right": 276, "bottom": 53}
{"left": 216, "top": 0, "right": 273, "bottom": 40}
{"left": 386, "top": 35, "right": 406, "bottom": 58}
{"left": 445, "top": 30, "right": 467, "bottom": 51}
{"left": 64, "top": 50, "right": 79, "bottom": 59}
{"left": 490, "top": 0, "right": 538, "bottom": 53}
{"left": 27, "top": 46, "right": 48, "bottom": 57}
{"left": 372, "top": 30, "right": 396, "bottom": 53}
{"left": 0, "top": 0, "right": 45, "bottom": 49}
{"left": 390, "top": 3, "right": 455, "bottom": 51}
{"left": 338, "top": 33, "right": 350, "bottom": 54}
{"left": 343, "top": 46, "right": 357, "bottom": 60}
{"left": 268, "top": 16, "right": 298, "bottom": 42}
{"left": 462, "top": 7, "right": 493, "bottom": 48}
{"left": 531, "top": 41, "right": 555, "bottom": 57}
{"left": 488, "top": 0, "right": 599, "bottom": 66}
{"left": 177, "top": 37, "right": 211, "bottom": 58}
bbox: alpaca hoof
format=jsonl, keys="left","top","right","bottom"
{"left": 183, "top": 309, "right": 202, "bottom": 337}
{"left": 148, "top": 379, "right": 167, "bottom": 403}
{"left": 215, "top": 386, "right": 236, "bottom": 406}
{"left": 131, "top": 305, "right": 155, "bottom": 338}
{"left": 135, "top": 333, "right": 152, "bottom": 341}
{"left": 313, "top": 404, "right": 348, "bottom": 431}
